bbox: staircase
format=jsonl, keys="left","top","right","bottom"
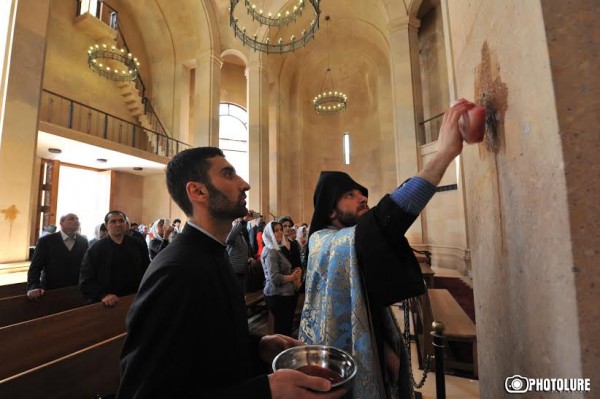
{"left": 74, "top": 4, "right": 171, "bottom": 157}
{"left": 115, "top": 80, "right": 162, "bottom": 154}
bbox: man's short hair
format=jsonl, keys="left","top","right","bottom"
{"left": 166, "top": 147, "right": 224, "bottom": 216}
{"left": 173, "top": 219, "right": 181, "bottom": 224}
{"left": 104, "top": 210, "right": 127, "bottom": 224}
{"left": 59, "top": 213, "right": 76, "bottom": 223}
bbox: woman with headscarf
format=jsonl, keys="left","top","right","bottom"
{"left": 89, "top": 223, "right": 108, "bottom": 247}
{"left": 148, "top": 219, "right": 174, "bottom": 260}
{"left": 278, "top": 216, "right": 302, "bottom": 271}
{"left": 261, "top": 221, "right": 301, "bottom": 336}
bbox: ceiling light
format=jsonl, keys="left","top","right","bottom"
{"left": 230, "top": 0, "right": 320, "bottom": 54}
{"left": 87, "top": 44, "right": 139, "bottom": 81}
{"left": 312, "top": 16, "right": 347, "bottom": 115}
{"left": 96, "top": 158, "right": 108, "bottom": 163}
{"left": 48, "top": 148, "right": 62, "bottom": 154}
{"left": 133, "top": 167, "right": 143, "bottom": 171}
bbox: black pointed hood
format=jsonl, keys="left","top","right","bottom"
{"left": 308, "top": 171, "right": 368, "bottom": 240}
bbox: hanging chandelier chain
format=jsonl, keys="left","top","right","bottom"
{"left": 326, "top": 16, "right": 331, "bottom": 70}
{"left": 319, "top": 68, "right": 329, "bottom": 93}
{"left": 312, "top": 14, "right": 348, "bottom": 115}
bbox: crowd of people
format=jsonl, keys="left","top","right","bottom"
{"left": 26, "top": 213, "right": 183, "bottom": 306}
{"left": 25, "top": 99, "right": 475, "bottom": 398}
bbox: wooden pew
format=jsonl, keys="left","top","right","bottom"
{"left": 0, "top": 333, "right": 125, "bottom": 399}
{"left": 245, "top": 290, "right": 265, "bottom": 317}
{"left": 0, "top": 294, "right": 133, "bottom": 380}
{"left": 0, "top": 282, "right": 27, "bottom": 300}
{"left": 421, "top": 289, "right": 478, "bottom": 377}
{"left": 0, "top": 286, "right": 87, "bottom": 328}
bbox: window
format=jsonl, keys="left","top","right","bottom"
{"left": 219, "top": 103, "right": 249, "bottom": 182}
{"left": 78, "top": 0, "right": 100, "bottom": 17}
{"left": 55, "top": 165, "right": 111, "bottom": 240}
{"left": 343, "top": 133, "right": 350, "bottom": 165}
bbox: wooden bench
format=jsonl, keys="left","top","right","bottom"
{"left": 0, "top": 294, "right": 133, "bottom": 380}
{"left": 0, "top": 282, "right": 26, "bottom": 300}
{"left": 426, "top": 289, "right": 477, "bottom": 377}
{"left": 245, "top": 290, "right": 266, "bottom": 317}
{"left": 0, "top": 333, "right": 126, "bottom": 399}
{"left": 0, "top": 285, "right": 87, "bottom": 328}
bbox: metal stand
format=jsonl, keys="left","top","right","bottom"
{"left": 431, "top": 321, "right": 446, "bottom": 399}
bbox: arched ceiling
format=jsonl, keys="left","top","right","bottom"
{"left": 114, "top": 0, "right": 217, "bottom": 64}
{"left": 110, "top": 0, "right": 411, "bottom": 107}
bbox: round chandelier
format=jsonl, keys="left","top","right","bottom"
{"left": 87, "top": 43, "right": 140, "bottom": 81}
{"left": 312, "top": 16, "right": 347, "bottom": 115}
{"left": 313, "top": 72, "right": 348, "bottom": 115}
{"left": 229, "top": 0, "right": 321, "bottom": 54}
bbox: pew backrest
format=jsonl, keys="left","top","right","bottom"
{"left": 0, "top": 282, "right": 27, "bottom": 300}
{"left": 0, "top": 285, "right": 87, "bottom": 328}
{"left": 0, "top": 333, "right": 126, "bottom": 399}
{"left": 0, "top": 294, "right": 133, "bottom": 380}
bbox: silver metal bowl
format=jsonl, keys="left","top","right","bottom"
{"left": 272, "top": 345, "right": 357, "bottom": 390}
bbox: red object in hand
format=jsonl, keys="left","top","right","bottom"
{"left": 459, "top": 105, "right": 486, "bottom": 144}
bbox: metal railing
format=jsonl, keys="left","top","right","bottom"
{"left": 418, "top": 112, "right": 445, "bottom": 145}
{"left": 76, "top": 0, "right": 171, "bottom": 138}
{"left": 40, "top": 90, "right": 190, "bottom": 158}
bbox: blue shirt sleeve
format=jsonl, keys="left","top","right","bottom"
{"left": 389, "top": 176, "right": 437, "bottom": 216}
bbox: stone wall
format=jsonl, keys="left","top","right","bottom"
{"left": 220, "top": 62, "right": 246, "bottom": 109}
{"left": 447, "top": 0, "right": 589, "bottom": 396}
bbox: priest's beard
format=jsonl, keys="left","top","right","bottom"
{"left": 334, "top": 208, "right": 358, "bottom": 228}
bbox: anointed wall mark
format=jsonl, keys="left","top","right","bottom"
{"left": 0, "top": 204, "right": 19, "bottom": 239}
{"left": 474, "top": 41, "right": 509, "bottom": 154}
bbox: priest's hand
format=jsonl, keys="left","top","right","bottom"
{"left": 269, "top": 369, "right": 347, "bottom": 399}
{"left": 259, "top": 334, "right": 303, "bottom": 364}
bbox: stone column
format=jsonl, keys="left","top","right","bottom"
{"left": 388, "top": 15, "right": 425, "bottom": 242}
{"left": 192, "top": 51, "right": 221, "bottom": 147}
{"left": 268, "top": 81, "right": 279, "bottom": 218}
{"left": 0, "top": 0, "right": 50, "bottom": 262}
{"left": 441, "top": 0, "right": 470, "bottom": 272}
{"left": 245, "top": 54, "right": 269, "bottom": 216}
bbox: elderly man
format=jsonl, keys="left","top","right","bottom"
{"left": 299, "top": 99, "right": 475, "bottom": 398}
{"left": 26, "top": 213, "right": 89, "bottom": 299}
{"left": 79, "top": 210, "right": 150, "bottom": 307}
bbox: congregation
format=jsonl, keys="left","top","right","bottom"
{"left": 26, "top": 210, "right": 309, "bottom": 309}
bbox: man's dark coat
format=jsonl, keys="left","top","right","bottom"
{"left": 117, "top": 224, "right": 270, "bottom": 398}
{"left": 27, "top": 232, "right": 89, "bottom": 291}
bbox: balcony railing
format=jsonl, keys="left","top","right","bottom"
{"left": 40, "top": 90, "right": 190, "bottom": 158}
{"left": 76, "top": 0, "right": 171, "bottom": 138}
